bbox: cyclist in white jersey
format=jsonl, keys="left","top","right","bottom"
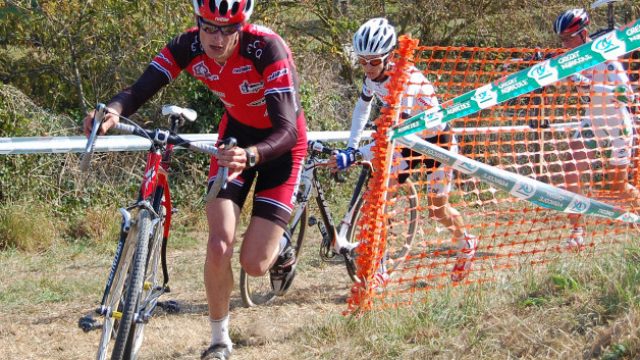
{"left": 554, "top": 9, "right": 640, "bottom": 247}
{"left": 329, "top": 18, "right": 478, "bottom": 283}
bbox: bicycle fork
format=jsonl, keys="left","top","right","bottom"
{"left": 79, "top": 208, "right": 132, "bottom": 332}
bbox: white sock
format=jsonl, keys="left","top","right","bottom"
{"left": 209, "top": 315, "right": 232, "bottom": 348}
{"left": 278, "top": 233, "right": 290, "bottom": 255}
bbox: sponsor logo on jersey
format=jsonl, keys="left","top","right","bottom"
{"left": 239, "top": 80, "right": 264, "bottom": 94}
{"left": 248, "top": 98, "right": 266, "bottom": 107}
{"left": 267, "top": 68, "right": 289, "bottom": 82}
{"left": 156, "top": 52, "right": 173, "bottom": 66}
{"left": 191, "top": 36, "right": 202, "bottom": 53}
{"left": 250, "top": 24, "right": 276, "bottom": 35}
{"left": 192, "top": 61, "right": 219, "bottom": 81}
{"left": 362, "top": 83, "right": 375, "bottom": 98}
{"left": 416, "top": 95, "right": 437, "bottom": 108}
{"left": 246, "top": 39, "right": 266, "bottom": 60}
{"left": 232, "top": 65, "right": 253, "bottom": 74}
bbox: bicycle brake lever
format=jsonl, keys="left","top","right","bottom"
{"left": 205, "top": 137, "right": 237, "bottom": 202}
{"left": 79, "top": 103, "right": 107, "bottom": 172}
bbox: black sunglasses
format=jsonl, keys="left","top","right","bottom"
{"left": 198, "top": 17, "right": 242, "bottom": 36}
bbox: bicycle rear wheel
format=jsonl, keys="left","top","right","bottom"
{"left": 111, "top": 209, "right": 152, "bottom": 360}
{"left": 347, "top": 179, "right": 418, "bottom": 279}
{"left": 239, "top": 206, "right": 307, "bottom": 307}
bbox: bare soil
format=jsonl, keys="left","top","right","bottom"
{"left": 0, "top": 232, "right": 354, "bottom": 360}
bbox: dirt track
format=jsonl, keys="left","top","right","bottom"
{"left": 0, "top": 235, "right": 354, "bottom": 360}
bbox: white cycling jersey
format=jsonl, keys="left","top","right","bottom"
{"left": 347, "top": 65, "right": 448, "bottom": 149}
{"left": 571, "top": 60, "right": 635, "bottom": 166}
{"left": 348, "top": 65, "right": 456, "bottom": 196}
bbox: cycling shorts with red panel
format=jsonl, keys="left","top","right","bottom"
{"left": 208, "top": 113, "right": 307, "bottom": 229}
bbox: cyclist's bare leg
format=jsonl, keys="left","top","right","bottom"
{"left": 205, "top": 198, "right": 241, "bottom": 320}
{"left": 427, "top": 194, "right": 465, "bottom": 239}
{"left": 239, "top": 216, "right": 286, "bottom": 276}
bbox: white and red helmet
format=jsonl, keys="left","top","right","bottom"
{"left": 352, "top": 18, "right": 397, "bottom": 56}
{"left": 553, "top": 8, "right": 590, "bottom": 37}
{"left": 192, "top": 0, "right": 254, "bottom": 24}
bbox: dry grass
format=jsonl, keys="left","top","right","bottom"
{"left": 0, "top": 227, "right": 355, "bottom": 360}
{"left": 0, "top": 201, "right": 59, "bottom": 251}
{"left": 2, "top": 225, "right": 640, "bottom": 359}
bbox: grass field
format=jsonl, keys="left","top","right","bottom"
{"left": 2, "top": 212, "right": 640, "bottom": 359}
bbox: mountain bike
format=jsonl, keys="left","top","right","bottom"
{"left": 239, "top": 140, "right": 419, "bottom": 307}
{"left": 77, "top": 103, "right": 232, "bottom": 360}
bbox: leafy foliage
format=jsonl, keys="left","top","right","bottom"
{"left": 1, "top": 0, "right": 638, "bottom": 244}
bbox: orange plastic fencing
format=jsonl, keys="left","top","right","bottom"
{"left": 346, "top": 35, "right": 640, "bottom": 313}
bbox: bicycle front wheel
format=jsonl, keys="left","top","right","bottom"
{"left": 96, "top": 224, "right": 138, "bottom": 360}
{"left": 125, "top": 189, "right": 168, "bottom": 358}
{"left": 111, "top": 209, "right": 152, "bottom": 360}
{"left": 347, "top": 179, "right": 419, "bottom": 279}
{"left": 239, "top": 207, "right": 307, "bottom": 307}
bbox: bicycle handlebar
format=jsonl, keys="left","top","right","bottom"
{"left": 79, "top": 104, "right": 106, "bottom": 172}
{"left": 112, "top": 122, "right": 220, "bottom": 156}
{"left": 80, "top": 103, "right": 234, "bottom": 202}
{"left": 307, "top": 140, "right": 335, "bottom": 156}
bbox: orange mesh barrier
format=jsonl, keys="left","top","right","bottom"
{"left": 346, "top": 35, "right": 640, "bottom": 312}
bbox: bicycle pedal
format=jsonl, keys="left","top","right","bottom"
{"left": 78, "top": 315, "right": 102, "bottom": 332}
{"left": 158, "top": 300, "right": 180, "bottom": 313}
{"left": 308, "top": 216, "right": 318, "bottom": 226}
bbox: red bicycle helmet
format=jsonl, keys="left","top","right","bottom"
{"left": 192, "top": 0, "right": 254, "bottom": 24}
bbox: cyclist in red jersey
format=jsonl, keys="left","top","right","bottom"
{"left": 83, "top": 1, "right": 307, "bottom": 358}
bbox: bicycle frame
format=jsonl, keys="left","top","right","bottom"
{"left": 98, "top": 122, "right": 177, "bottom": 317}
{"left": 295, "top": 142, "right": 372, "bottom": 258}
{"left": 79, "top": 104, "right": 227, "bottom": 359}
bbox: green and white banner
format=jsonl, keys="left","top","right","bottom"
{"left": 396, "top": 134, "right": 640, "bottom": 224}
{"left": 390, "top": 18, "right": 640, "bottom": 139}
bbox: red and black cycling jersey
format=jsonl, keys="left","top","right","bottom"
{"left": 108, "top": 23, "right": 306, "bottom": 163}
